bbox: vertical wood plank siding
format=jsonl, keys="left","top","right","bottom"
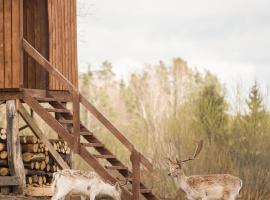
{"left": 23, "top": 0, "right": 48, "bottom": 89}
{"left": 0, "top": 0, "right": 4, "bottom": 88}
{"left": 0, "top": 0, "right": 77, "bottom": 90}
{"left": 0, "top": 0, "right": 21, "bottom": 89}
{"left": 48, "top": 0, "right": 78, "bottom": 90}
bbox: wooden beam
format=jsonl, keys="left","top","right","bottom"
{"left": 18, "top": 103, "right": 70, "bottom": 169}
{"left": 80, "top": 95, "right": 153, "bottom": 171}
{"left": 72, "top": 91, "right": 80, "bottom": 153}
{"left": 0, "top": 176, "right": 19, "bottom": 186}
{"left": 6, "top": 100, "right": 26, "bottom": 193}
{"left": 19, "top": 124, "right": 28, "bottom": 132}
{"left": 131, "top": 149, "right": 141, "bottom": 200}
{"left": 0, "top": 92, "right": 22, "bottom": 101}
{"left": 20, "top": 0, "right": 24, "bottom": 87}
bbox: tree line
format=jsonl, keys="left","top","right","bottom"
{"left": 79, "top": 58, "right": 270, "bottom": 200}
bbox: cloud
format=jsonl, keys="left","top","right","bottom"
{"left": 78, "top": 0, "right": 270, "bottom": 88}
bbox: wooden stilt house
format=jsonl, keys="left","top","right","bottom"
{"left": 0, "top": 1, "right": 160, "bottom": 199}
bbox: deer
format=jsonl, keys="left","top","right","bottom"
{"left": 167, "top": 141, "right": 243, "bottom": 200}
{"left": 51, "top": 169, "right": 124, "bottom": 200}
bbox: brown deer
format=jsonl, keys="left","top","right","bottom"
{"left": 167, "top": 141, "right": 242, "bottom": 200}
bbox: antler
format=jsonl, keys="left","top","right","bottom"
{"left": 180, "top": 140, "right": 203, "bottom": 163}
{"left": 166, "top": 157, "right": 175, "bottom": 164}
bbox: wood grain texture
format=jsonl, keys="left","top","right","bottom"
{"left": 23, "top": 0, "right": 48, "bottom": 89}
{"left": 12, "top": 0, "right": 21, "bottom": 88}
{"left": 48, "top": 0, "right": 78, "bottom": 90}
{"left": 4, "top": 0, "right": 12, "bottom": 88}
{"left": 131, "top": 150, "right": 141, "bottom": 200}
{"left": 0, "top": 0, "right": 4, "bottom": 88}
{"left": 6, "top": 100, "right": 26, "bottom": 193}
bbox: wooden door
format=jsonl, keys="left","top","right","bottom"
{"left": 23, "top": 0, "right": 49, "bottom": 89}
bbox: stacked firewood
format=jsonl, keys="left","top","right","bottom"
{"left": 0, "top": 128, "right": 9, "bottom": 177}
{"left": 21, "top": 136, "right": 71, "bottom": 187}
{"left": 0, "top": 127, "right": 71, "bottom": 188}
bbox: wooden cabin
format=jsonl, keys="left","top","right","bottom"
{"left": 0, "top": 0, "right": 77, "bottom": 91}
{"left": 0, "top": 1, "right": 160, "bottom": 200}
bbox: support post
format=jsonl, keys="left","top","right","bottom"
{"left": 6, "top": 100, "right": 26, "bottom": 194}
{"left": 131, "top": 149, "right": 141, "bottom": 200}
{"left": 73, "top": 92, "right": 80, "bottom": 153}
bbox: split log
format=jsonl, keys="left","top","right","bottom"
{"left": 0, "top": 167, "right": 9, "bottom": 176}
{"left": 26, "top": 176, "right": 33, "bottom": 185}
{"left": 0, "top": 151, "right": 8, "bottom": 160}
{"left": 0, "top": 143, "right": 6, "bottom": 151}
{"left": 31, "top": 175, "right": 43, "bottom": 186}
{"left": 34, "top": 162, "right": 41, "bottom": 170}
{"left": 22, "top": 144, "right": 39, "bottom": 153}
{"left": 24, "top": 162, "right": 35, "bottom": 170}
{"left": 40, "top": 161, "right": 46, "bottom": 171}
{"left": 0, "top": 159, "right": 8, "bottom": 167}
{"left": 43, "top": 176, "right": 47, "bottom": 184}
{"left": 22, "top": 153, "right": 46, "bottom": 163}
{"left": 20, "top": 136, "right": 38, "bottom": 144}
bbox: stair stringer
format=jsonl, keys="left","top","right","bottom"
{"left": 22, "top": 92, "right": 132, "bottom": 200}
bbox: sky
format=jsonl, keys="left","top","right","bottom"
{"left": 77, "top": 0, "right": 270, "bottom": 90}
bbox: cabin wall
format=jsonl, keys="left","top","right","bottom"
{"left": 23, "top": 0, "right": 49, "bottom": 90}
{"left": 0, "top": 0, "right": 78, "bottom": 91}
{"left": 0, "top": 0, "right": 21, "bottom": 89}
{"left": 48, "top": 0, "right": 78, "bottom": 90}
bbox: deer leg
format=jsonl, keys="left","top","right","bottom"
{"left": 80, "top": 196, "right": 87, "bottom": 200}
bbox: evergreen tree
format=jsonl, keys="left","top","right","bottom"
{"left": 245, "top": 82, "right": 268, "bottom": 137}
{"left": 195, "top": 84, "right": 228, "bottom": 144}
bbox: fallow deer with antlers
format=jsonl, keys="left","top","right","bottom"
{"left": 167, "top": 141, "right": 242, "bottom": 200}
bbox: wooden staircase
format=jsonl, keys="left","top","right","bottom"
{"left": 22, "top": 40, "right": 160, "bottom": 200}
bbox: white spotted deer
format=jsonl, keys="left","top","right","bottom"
{"left": 51, "top": 169, "right": 123, "bottom": 200}
{"left": 167, "top": 141, "right": 242, "bottom": 200}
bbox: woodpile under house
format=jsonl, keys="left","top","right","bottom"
{"left": 0, "top": 0, "right": 160, "bottom": 199}
{"left": 0, "top": 127, "right": 72, "bottom": 195}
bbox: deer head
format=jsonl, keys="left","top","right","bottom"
{"left": 167, "top": 140, "right": 203, "bottom": 177}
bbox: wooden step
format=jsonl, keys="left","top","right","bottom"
{"left": 35, "top": 97, "right": 68, "bottom": 102}
{"left": 81, "top": 143, "right": 104, "bottom": 147}
{"left": 58, "top": 119, "right": 73, "bottom": 124}
{"left": 46, "top": 108, "right": 70, "bottom": 113}
{"left": 80, "top": 131, "right": 93, "bottom": 136}
{"left": 141, "top": 189, "right": 152, "bottom": 194}
{"left": 93, "top": 154, "right": 116, "bottom": 159}
{"left": 105, "top": 165, "right": 128, "bottom": 170}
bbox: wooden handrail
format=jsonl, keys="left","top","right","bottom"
{"left": 23, "top": 39, "right": 78, "bottom": 93}
{"left": 22, "top": 39, "right": 153, "bottom": 171}
{"left": 80, "top": 95, "right": 153, "bottom": 171}
{"left": 23, "top": 39, "right": 80, "bottom": 152}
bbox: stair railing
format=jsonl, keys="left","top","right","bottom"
{"left": 22, "top": 39, "right": 153, "bottom": 172}
{"left": 22, "top": 39, "right": 81, "bottom": 153}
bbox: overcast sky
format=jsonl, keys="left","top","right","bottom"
{"left": 77, "top": 0, "right": 270, "bottom": 90}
